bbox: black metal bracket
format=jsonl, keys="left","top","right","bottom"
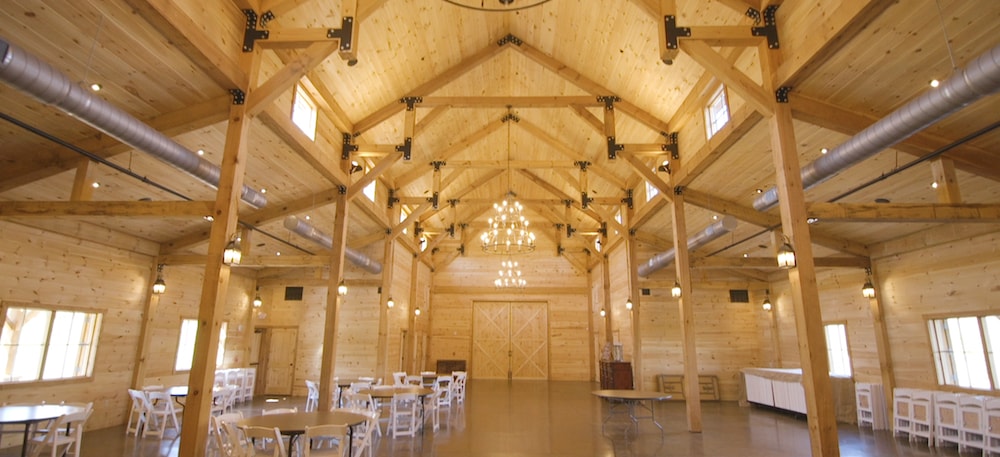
{"left": 400, "top": 96, "right": 423, "bottom": 111}
{"left": 242, "top": 10, "right": 270, "bottom": 52}
{"left": 574, "top": 160, "right": 591, "bottom": 171}
{"left": 554, "top": 223, "right": 564, "bottom": 230}
{"left": 458, "top": 244, "right": 465, "bottom": 256}
{"left": 326, "top": 16, "right": 355, "bottom": 53}
{"left": 387, "top": 189, "right": 399, "bottom": 208}
{"left": 663, "top": 15, "right": 691, "bottom": 54}
{"left": 431, "top": 247, "right": 439, "bottom": 254}
{"left": 746, "top": 7, "right": 761, "bottom": 24}
{"left": 607, "top": 136, "right": 623, "bottom": 160}
{"left": 562, "top": 199, "right": 573, "bottom": 208}
{"left": 446, "top": 223, "right": 456, "bottom": 238}
{"left": 501, "top": 112, "right": 520, "bottom": 123}
{"left": 229, "top": 89, "right": 246, "bottom": 105}
{"left": 414, "top": 222, "right": 423, "bottom": 235}
{"left": 557, "top": 245, "right": 565, "bottom": 256}
{"left": 497, "top": 33, "right": 523, "bottom": 47}
{"left": 260, "top": 10, "right": 275, "bottom": 28}
{"left": 431, "top": 161, "right": 446, "bottom": 172}
{"left": 447, "top": 198, "right": 460, "bottom": 208}
{"left": 599, "top": 222, "right": 608, "bottom": 238}
{"left": 674, "top": 185, "right": 684, "bottom": 195}
{"left": 581, "top": 192, "right": 592, "bottom": 209}
{"left": 660, "top": 131, "right": 680, "bottom": 160}
{"left": 776, "top": 86, "right": 792, "bottom": 103}
{"left": 338, "top": 185, "right": 347, "bottom": 195}
{"left": 566, "top": 225, "right": 576, "bottom": 238}
{"left": 341, "top": 133, "right": 358, "bottom": 160}
{"left": 628, "top": 228, "right": 637, "bottom": 237}
{"left": 597, "top": 95, "right": 620, "bottom": 112}
{"left": 751, "top": 5, "right": 780, "bottom": 49}
{"left": 396, "top": 137, "right": 412, "bottom": 161}
{"left": 622, "top": 189, "right": 633, "bottom": 209}
{"left": 428, "top": 192, "right": 439, "bottom": 209}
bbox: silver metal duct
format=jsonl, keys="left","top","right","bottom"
{"left": 0, "top": 37, "right": 267, "bottom": 208}
{"left": 754, "top": 42, "right": 1000, "bottom": 211}
{"left": 637, "top": 215, "right": 737, "bottom": 277}
{"left": 283, "top": 216, "right": 383, "bottom": 274}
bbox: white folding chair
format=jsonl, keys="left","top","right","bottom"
{"left": 935, "top": 392, "right": 961, "bottom": 448}
{"left": 305, "top": 380, "right": 320, "bottom": 412}
{"left": 27, "top": 409, "right": 91, "bottom": 457}
{"left": 126, "top": 389, "right": 148, "bottom": 436}
{"left": 240, "top": 425, "right": 287, "bottom": 457}
{"left": 349, "top": 408, "right": 380, "bottom": 457}
{"left": 210, "top": 412, "right": 244, "bottom": 456}
{"left": 389, "top": 393, "right": 420, "bottom": 437}
{"left": 143, "top": 390, "right": 181, "bottom": 438}
{"left": 302, "top": 424, "right": 348, "bottom": 457}
{"left": 391, "top": 372, "right": 407, "bottom": 386}
{"left": 892, "top": 388, "right": 913, "bottom": 439}
{"left": 452, "top": 371, "right": 467, "bottom": 404}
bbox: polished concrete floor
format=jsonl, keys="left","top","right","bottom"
{"left": 11, "top": 380, "right": 968, "bottom": 457}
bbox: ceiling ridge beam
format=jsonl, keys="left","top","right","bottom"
{"left": 353, "top": 39, "right": 510, "bottom": 134}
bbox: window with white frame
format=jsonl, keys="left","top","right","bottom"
{"left": 645, "top": 180, "right": 659, "bottom": 202}
{"left": 928, "top": 315, "right": 999, "bottom": 390}
{"left": 824, "top": 323, "right": 852, "bottom": 377}
{"left": 704, "top": 85, "right": 730, "bottom": 138}
{"left": 0, "top": 304, "right": 103, "bottom": 383}
{"left": 291, "top": 83, "right": 318, "bottom": 140}
{"left": 175, "top": 319, "right": 228, "bottom": 372}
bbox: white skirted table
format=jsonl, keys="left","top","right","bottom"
{"left": 592, "top": 389, "right": 671, "bottom": 436}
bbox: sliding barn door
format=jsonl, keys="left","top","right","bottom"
{"left": 472, "top": 301, "right": 548, "bottom": 380}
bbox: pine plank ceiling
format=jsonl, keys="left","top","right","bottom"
{"left": 0, "top": 0, "right": 998, "bottom": 277}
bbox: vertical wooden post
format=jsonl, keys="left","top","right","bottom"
{"left": 318, "top": 191, "right": 350, "bottom": 411}
{"left": 930, "top": 157, "right": 962, "bottom": 203}
{"left": 671, "top": 193, "right": 702, "bottom": 432}
{"left": 867, "top": 265, "right": 896, "bottom": 420}
{"left": 405, "top": 253, "right": 420, "bottom": 371}
{"left": 601, "top": 254, "right": 614, "bottom": 344}
{"left": 376, "top": 239, "right": 395, "bottom": 381}
{"left": 130, "top": 259, "right": 162, "bottom": 388}
{"left": 70, "top": 158, "right": 94, "bottom": 201}
{"left": 624, "top": 213, "right": 643, "bottom": 390}
{"left": 761, "top": 42, "right": 840, "bottom": 456}
{"left": 179, "top": 49, "right": 260, "bottom": 457}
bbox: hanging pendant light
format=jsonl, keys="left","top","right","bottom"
{"left": 152, "top": 264, "right": 166, "bottom": 295}
{"left": 861, "top": 268, "right": 876, "bottom": 298}
{"left": 223, "top": 236, "right": 242, "bottom": 265}
{"left": 253, "top": 286, "right": 263, "bottom": 308}
{"left": 762, "top": 289, "right": 772, "bottom": 311}
{"left": 671, "top": 281, "right": 682, "bottom": 298}
{"left": 482, "top": 107, "right": 535, "bottom": 256}
{"left": 776, "top": 236, "right": 796, "bottom": 269}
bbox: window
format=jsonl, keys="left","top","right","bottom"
{"left": 362, "top": 170, "right": 376, "bottom": 202}
{"left": 0, "top": 305, "right": 102, "bottom": 383}
{"left": 928, "top": 315, "right": 999, "bottom": 390}
{"left": 645, "top": 180, "right": 660, "bottom": 202}
{"left": 291, "top": 83, "right": 317, "bottom": 140}
{"left": 704, "top": 85, "right": 730, "bottom": 138}
{"left": 824, "top": 323, "right": 852, "bottom": 377}
{"left": 400, "top": 206, "right": 410, "bottom": 235}
{"left": 175, "top": 319, "right": 228, "bottom": 372}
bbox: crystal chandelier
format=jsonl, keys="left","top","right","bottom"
{"left": 495, "top": 258, "right": 527, "bottom": 288}
{"left": 481, "top": 107, "right": 536, "bottom": 255}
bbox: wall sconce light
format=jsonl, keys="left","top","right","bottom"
{"left": 387, "top": 297, "right": 395, "bottom": 309}
{"left": 337, "top": 281, "right": 348, "bottom": 296}
{"left": 861, "top": 268, "right": 876, "bottom": 298}
{"left": 349, "top": 160, "right": 364, "bottom": 174}
{"left": 625, "top": 298, "right": 633, "bottom": 310}
{"left": 599, "top": 308, "right": 606, "bottom": 317}
{"left": 223, "top": 237, "right": 242, "bottom": 265}
{"left": 762, "top": 289, "right": 772, "bottom": 311}
{"left": 671, "top": 281, "right": 682, "bottom": 298}
{"left": 657, "top": 160, "right": 671, "bottom": 174}
{"left": 414, "top": 308, "right": 421, "bottom": 316}
{"left": 253, "top": 287, "right": 263, "bottom": 308}
{"left": 152, "top": 264, "right": 166, "bottom": 295}
{"left": 776, "top": 237, "right": 796, "bottom": 269}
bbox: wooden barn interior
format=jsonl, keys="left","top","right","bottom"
{"left": 0, "top": 0, "right": 999, "bottom": 455}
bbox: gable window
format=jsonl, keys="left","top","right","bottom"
{"left": 824, "top": 323, "right": 852, "bottom": 377}
{"left": 704, "top": 85, "right": 730, "bottom": 138}
{"left": 362, "top": 167, "right": 377, "bottom": 202}
{"left": 645, "top": 180, "right": 660, "bottom": 202}
{"left": 175, "top": 319, "right": 228, "bottom": 372}
{"left": 291, "top": 83, "right": 318, "bottom": 140}
{"left": 928, "top": 315, "right": 999, "bottom": 390}
{"left": 0, "top": 304, "right": 103, "bottom": 383}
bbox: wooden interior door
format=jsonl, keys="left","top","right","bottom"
{"left": 472, "top": 301, "right": 510, "bottom": 379}
{"left": 472, "top": 301, "right": 548, "bottom": 380}
{"left": 510, "top": 302, "right": 548, "bottom": 379}
{"left": 263, "top": 327, "right": 297, "bottom": 395}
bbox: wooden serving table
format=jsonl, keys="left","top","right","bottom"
{"left": 592, "top": 390, "right": 671, "bottom": 436}
{"left": 0, "top": 404, "right": 85, "bottom": 457}
{"left": 239, "top": 410, "right": 367, "bottom": 456}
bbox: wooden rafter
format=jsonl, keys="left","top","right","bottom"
{"left": 807, "top": 203, "right": 1000, "bottom": 222}
{"left": 0, "top": 201, "right": 214, "bottom": 218}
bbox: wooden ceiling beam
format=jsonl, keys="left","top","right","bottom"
{"left": 621, "top": 152, "right": 672, "bottom": 199}
{"left": 671, "top": 104, "right": 764, "bottom": 187}
{"left": 518, "top": 118, "right": 625, "bottom": 188}
{"left": 417, "top": 96, "right": 602, "bottom": 108}
{"left": 678, "top": 40, "right": 773, "bottom": 117}
{"left": 514, "top": 41, "right": 670, "bottom": 133}
{"left": 690, "top": 256, "right": 869, "bottom": 269}
{"left": 394, "top": 118, "right": 506, "bottom": 188}
{"left": 518, "top": 169, "right": 604, "bottom": 225}
{"left": 347, "top": 153, "right": 402, "bottom": 200}
{"left": 0, "top": 201, "right": 214, "bottom": 218}
{"left": 630, "top": 194, "right": 669, "bottom": 230}
{"left": 807, "top": 203, "right": 1000, "bottom": 223}
{"left": 247, "top": 41, "right": 341, "bottom": 115}
{"left": 258, "top": 103, "right": 350, "bottom": 187}
{"left": 0, "top": 95, "right": 230, "bottom": 193}
{"left": 790, "top": 94, "right": 1000, "bottom": 182}
{"left": 353, "top": 40, "right": 508, "bottom": 134}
